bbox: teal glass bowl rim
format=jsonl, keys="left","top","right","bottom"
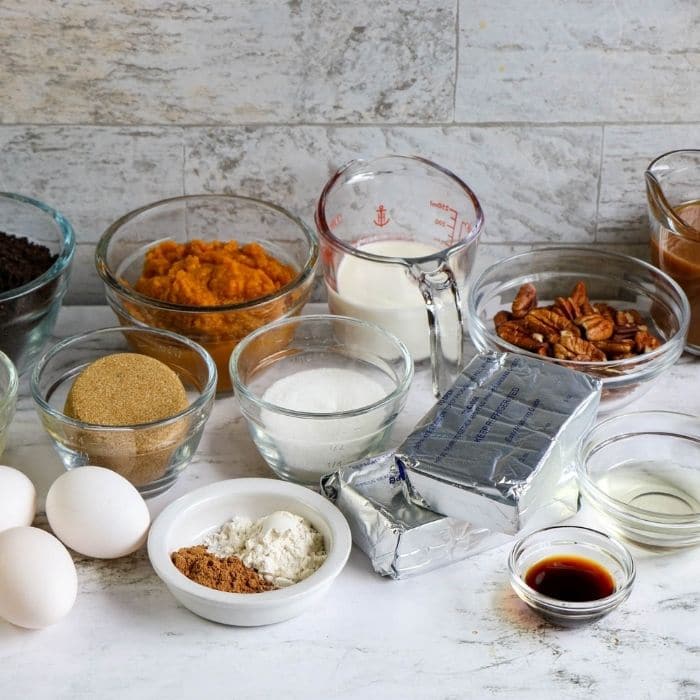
{"left": 31, "top": 326, "right": 218, "bottom": 431}
{"left": 0, "top": 192, "right": 76, "bottom": 303}
{"left": 95, "top": 193, "right": 320, "bottom": 314}
{"left": 230, "top": 313, "right": 414, "bottom": 420}
{"left": 0, "top": 349, "right": 19, "bottom": 415}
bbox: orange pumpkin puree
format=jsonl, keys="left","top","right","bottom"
{"left": 128, "top": 239, "right": 301, "bottom": 393}
{"left": 134, "top": 239, "right": 296, "bottom": 307}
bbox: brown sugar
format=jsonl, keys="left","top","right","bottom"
{"left": 171, "top": 545, "right": 274, "bottom": 594}
{"left": 63, "top": 353, "right": 190, "bottom": 487}
{"left": 65, "top": 352, "right": 188, "bottom": 426}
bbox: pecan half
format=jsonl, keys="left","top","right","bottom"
{"left": 570, "top": 280, "right": 589, "bottom": 309}
{"left": 594, "top": 303, "right": 616, "bottom": 321}
{"left": 497, "top": 321, "right": 547, "bottom": 352}
{"left": 635, "top": 330, "right": 661, "bottom": 353}
{"left": 553, "top": 296, "right": 579, "bottom": 321}
{"left": 557, "top": 333, "right": 606, "bottom": 361}
{"left": 575, "top": 313, "right": 614, "bottom": 341}
{"left": 522, "top": 312, "right": 561, "bottom": 344}
{"left": 616, "top": 309, "right": 644, "bottom": 327}
{"left": 494, "top": 310, "right": 512, "bottom": 327}
{"left": 593, "top": 339, "right": 635, "bottom": 355}
{"left": 528, "top": 307, "right": 580, "bottom": 335}
{"left": 511, "top": 283, "right": 537, "bottom": 318}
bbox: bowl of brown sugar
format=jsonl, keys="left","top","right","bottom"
{"left": 31, "top": 326, "right": 217, "bottom": 497}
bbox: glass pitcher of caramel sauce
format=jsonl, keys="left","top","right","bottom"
{"left": 646, "top": 149, "right": 700, "bottom": 352}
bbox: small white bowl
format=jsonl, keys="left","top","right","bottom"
{"left": 147, "top": 478, "right": 352, "bottom": 626}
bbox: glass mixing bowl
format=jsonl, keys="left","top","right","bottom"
{"left": 0, "top": 350, "right": 19, "bottom": 458}
{"left": 96, "top": 194, "right": 318, "bottom": 393}
{"left": 467, "top": 246, "right": 690, "bottom": 413}
{"left": 230, "top": 314, "right": 414, "bottom": 486}
{"left": 0, "top": 192, "right": 75, "bottom": 375}
{"left": 31, "top": 327, "right": 217, "bottom": 498}
{"left": 578, "top": 411, "right": 700, "bottom": 548}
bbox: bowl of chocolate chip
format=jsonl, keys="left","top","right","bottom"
{"left": 0, "top": 193, "right": 75, "bottom": 375}
{"left": 467, "top": 247, "right": 690, "bottom": 412}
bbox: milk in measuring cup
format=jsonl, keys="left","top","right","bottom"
{"left": 328, "top": 239, "right": 458, "bottom": 361}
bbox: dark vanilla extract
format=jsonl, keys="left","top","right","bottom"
{"left": 525, "top": 554, "right": 615, "bottom": 602}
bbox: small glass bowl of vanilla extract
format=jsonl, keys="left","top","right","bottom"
{"left": 508, "top": 526, "right": 636, "bottom": 626}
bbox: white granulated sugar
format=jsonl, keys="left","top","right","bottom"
{"left": 260, "top": 367, "right": 388, "bottom": 476}
{"left": 204, "top": 510, "right": 327, "bottom": 587}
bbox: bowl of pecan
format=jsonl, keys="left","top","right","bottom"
{"left": 467, "top": 246, "right": 690, "bottom": 412}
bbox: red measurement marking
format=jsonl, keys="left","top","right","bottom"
{"left": 430, "top": 200, "right": 459, "bottom": 245}
{"left": 373, "top": 204, "right": 389, "bottom": 227}
{"left": 459, "top": 220, "right": 473, "bottom": 238}
{"left": 329, "top": 213, "right": 342, "bottom": 230}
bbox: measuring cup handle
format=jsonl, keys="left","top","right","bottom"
{"left": 417, "top": 265, "right": 464, "bottom": 397}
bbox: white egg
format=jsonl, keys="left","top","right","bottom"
{"left": 0, "top": 526, "right": 77, "bottom": 629}
{"left": 0, "top": 465, "right": 36, "bottom": 532}
{"left": 46, "top": 466, "right": 151, "bottom": 559}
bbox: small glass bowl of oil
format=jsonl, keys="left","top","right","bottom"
{"left": 578, "top": 411, "right": 700, "bottom": 548}
{"left": 508, "top": 526, "right": 635, "bottom": 626}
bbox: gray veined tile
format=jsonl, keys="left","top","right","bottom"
{"left": 0, "top": 1, "right": 455, "bottom": 125}
{"left": 185, "top": 125, "right": 602, "bottom": 245}
{"left": 0, "top": 127, "right": 184, "bottom": 242}
{"left": 0, "top": 126, "right": 184, "bottom": 304}
{"left": 598, "top": 125, "right": 700, "bottom": 243}
{"left": 457, "top": 0, "right": 700, "bottom": 123}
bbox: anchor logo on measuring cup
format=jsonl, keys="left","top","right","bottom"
{"left": 373, "top": 204, "right": 389, "bottom": 227}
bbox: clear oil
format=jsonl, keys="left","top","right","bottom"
{"left": 594, "top": 459, "right": 700, "bottom": 516}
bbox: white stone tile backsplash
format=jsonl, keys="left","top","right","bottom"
{"left": 0, "top": 1, "right": 696, "bottom": 303}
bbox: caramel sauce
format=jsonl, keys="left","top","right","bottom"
{"left": 524, "top": 554, "right": 615, "bottom": 602}
{"left": 650, "top": 200, "right": 700, "bottom": 346}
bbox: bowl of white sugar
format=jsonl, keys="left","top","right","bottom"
{"left": 230, "top": 314, "right": 414, "bottom": 485}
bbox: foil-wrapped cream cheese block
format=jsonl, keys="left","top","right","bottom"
{"left": 396, "top": 352, "right": 601, "bottom": 535}
{"left": 321, "top": 452, "right": 508, "bottom": 579}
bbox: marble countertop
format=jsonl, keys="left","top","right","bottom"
{"left": 3, "top": 305, "right": 700, "bottom": 700}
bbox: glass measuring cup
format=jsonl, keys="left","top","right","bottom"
{"left": 646, "top": 149, "right": 700, "bottom": 352}
{"left": 315, "top": 155, "right": 484, "bottom": 396}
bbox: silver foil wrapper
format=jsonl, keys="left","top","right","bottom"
{"left": 321, "top": 452, "right": 509, "bottom": 579}
{"left": 396, "top": 352, "right": 601, "bottom": 534}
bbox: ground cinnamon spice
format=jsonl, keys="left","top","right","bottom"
{"left": 171, "top": 545, "right": 274, "bottom": 594}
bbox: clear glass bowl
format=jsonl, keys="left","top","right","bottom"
{"left": 467, "top": 246, "right": 690, "bottom": 413}
{"left": 96, "top": 194, "right": 319, "bottom": 393}
{"left": 31, "top": 327, "right": 217, "bottom": 497}
{"left": 0, "top": 350, "right": 19, "bottom": 458}
{"left": 578, "top": 411, "right": 700, "bottom": 547}
{"left": 230, "top": 314, "right": 414, "bottom": 486}
{"left": 508, "top": 525, "right": 635, "bottom": 627}
{"left": 0, "top": 192, "right": 75, "bottom": 375}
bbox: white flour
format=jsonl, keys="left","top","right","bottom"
{"left": 204, "top": 510, "right": 327, "bottom": 587}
